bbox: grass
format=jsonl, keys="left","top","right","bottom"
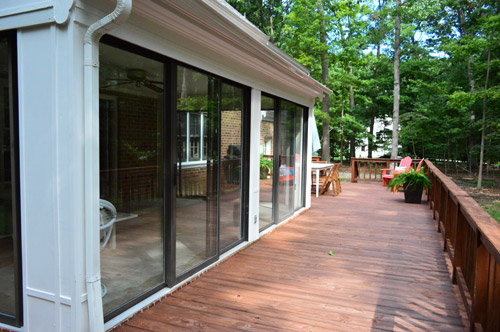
{"left": 472, "top": 180, "right": 495, "bottom": 187}
{"left": 482, "top": 201, "right": 500, "bottom": 223}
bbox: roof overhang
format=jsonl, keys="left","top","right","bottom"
{"left": 128, "top": 0, "right": 331, "bottom": 100}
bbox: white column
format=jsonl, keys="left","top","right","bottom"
{"left": 17, "top": 22, "right": 87, "bottom": 331}
{"left": 305, "top": 106, "right": 314, "bottom": 208}
{"left": 247, "top": 89, "right": 261, "bottom": 242}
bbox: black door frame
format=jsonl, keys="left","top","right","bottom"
{"left": 0, "top": 29, "right": 23, "bottom": 328}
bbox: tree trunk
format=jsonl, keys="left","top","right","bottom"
{"left": 477, "top": 48, "right": 491, "bottom": 190}
{"left": 458, "top": 8, "right": 477, "bottom": 171}
{"left": 391, "top": 0, "right": 401, "bottom": 159}
{"left": 369, "top": 43, "right": 381, "bottom": 158}
{"left": 340, "top": 89, "right": 345, "bottom": 164}
{"left": 350, "top": 136, "right": 356, "bottom": 159}
{"left": 318, "top": 1, "right": 330, "bottom": 162}
{"left": 348, "top": 64, "right": 356, "bottom": 159}
{"left": 368, "top": 109, "right": 375, "bottom": 158}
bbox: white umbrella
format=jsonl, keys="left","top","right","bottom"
{"left": 311, "top": 112, "right": 321, "bottom": 154}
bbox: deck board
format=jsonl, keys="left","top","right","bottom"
{"left": 112, "top": 182, "right": 467, "bottom": 331}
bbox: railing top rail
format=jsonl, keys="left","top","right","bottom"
{"left": 424, "top": 159, "right": 500, "bottom": 264}
{"left": 351, "top": 158, "right": 401, "bottom": 162}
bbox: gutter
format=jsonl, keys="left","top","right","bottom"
{"left": 83, "top": 1, "right": 132, "bottom": 331}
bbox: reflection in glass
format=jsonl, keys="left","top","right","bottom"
{"left": 278, "top": 101, "right": 296, "bottom": 221}
{"left": 176, "top": 66, "right": 218, "bottom": 276}
{"left": 189, "top": 113, "right": 201, "bottom": 161}
{"left": 294, "top": 107, "right": 304, "bottom": 210}
{"left": 99, "top": 43, "right": 164, "bottom": 315}
{"left": 259, "top": 96, "right": 274, "bottom": 230}
{"left": 0, "top": 37, "right": 16, "bottom": 318}
{"left": 219, "top": 83, "right": 243, "bottom": 250}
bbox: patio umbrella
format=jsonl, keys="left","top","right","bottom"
{"left": 311, "top": 112, "right": 321, "bottom": 154}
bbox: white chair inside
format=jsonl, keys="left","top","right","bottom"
{"left": 100, "top": 199, "right": 117, "bottom": 249}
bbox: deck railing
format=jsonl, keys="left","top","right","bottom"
{"left": 425, "top": 159, "right": 500, "bottom": 332}
{"left": 351, "top": 157, "right": 500, "bottom": 331}
{"left": 350, "top": 157, "right": 420, "bottom": 183}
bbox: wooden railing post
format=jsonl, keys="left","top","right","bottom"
{"left": 351, "top": 159, "right": 357, "bottom": 183}
{"left": 444, "top": 196, "right": 457, "bottom": 255}
{"left": 441, "top": 190, "right": 450, "bottom": 251}
{"left": 438, "top": 186, "right": 447, "bottom": 234}
{"left": 454, "top": 209, "right": 466, "bottom": 283}
{"left": 472, "top": 241, "right": 489, "bottom": 331}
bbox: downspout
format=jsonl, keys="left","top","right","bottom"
{"left": 83, "top": 1, "right": 132, "bottom": 331}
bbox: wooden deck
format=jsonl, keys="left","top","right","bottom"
{"left": 112, "top": 182, "right": 468, "bottom": 332}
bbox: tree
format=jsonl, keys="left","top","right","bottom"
{"left": 391, "top": 0, "right": 401, "bottom": 158}
{"left": 226, "top": 0, "right": 500, "bottom": 176}
{"left": 318, "top": 1, "right": 331, "bottom": 161}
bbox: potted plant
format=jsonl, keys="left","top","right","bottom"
{"left": 387, "top": 168, "right": 431, "bottom": 204}
{"left": 260, "top": 154, "right": 273, "bottom": 180}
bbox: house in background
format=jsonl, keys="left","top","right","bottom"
{"left": 355, "top": 117, "right": 393, "bottom": 158}
{"left": 0, "top": 0, "right": 329, "bottom": 331}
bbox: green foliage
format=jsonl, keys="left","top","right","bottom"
{"left": 227, "top": 0, "right": 500, "bottom": 169}
{"left": 260, "top": 154, "right": 273, "bottom": 172}
{"left": 387, "top": 168, "right": 432, "bottom": 193}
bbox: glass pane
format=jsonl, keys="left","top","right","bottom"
{"left": 177, "top": 112, "right": 187, "bottom": 162}
{"left": 259, "top": 96, "right": 274, "bottom": 230}
{"left": 294, "top": 107, "right": 304, "bottom": 210}
{"left": 189, "top": 113, "right": 201, "bottom": 162}
{"left": 0, "top": 36, "right": 16, "bottom": 318}
{"left": 278, "top": 101, "right": 295, "bottom": 221}
{"left": 99, "top": 43, "right": 165, "bottom": 314}
{"left": 176, "top": 66, "right": 218, "bottom": 276}
{"left": 219, "top": 83, "right": 243, "bottom": 250}
{"left": 202, "top": 113, "right": 208, "bottom": 161}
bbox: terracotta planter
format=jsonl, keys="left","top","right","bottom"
{"left": 404, "top": 182, "right": 424, "bottom": 204}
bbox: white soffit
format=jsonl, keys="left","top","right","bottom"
{"left": 131, "top": 0, "right": 331, "bottom": 99}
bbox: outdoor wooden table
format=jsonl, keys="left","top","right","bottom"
{"left": 311, "top": 162, "right": 334, "bottom": 197}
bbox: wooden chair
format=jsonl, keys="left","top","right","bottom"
{"left": 415, "top": 158, "right": 424, "bottom": 172}
{"left": 319, "top": 164, "right": 336, "bottom": 195}
{"left": 311, "top": 164, "right": 334, "bottom": 195}
{"left": 312, "top": 163, "right": 342, "bottom": 197}
{"left": 381, "top": 156, "right": 412, "bottom": 186}
{"left": 332, "top": 163, "right": 342, "bottom": 196}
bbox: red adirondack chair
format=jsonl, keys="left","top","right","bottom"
{"left": 381, "top": 156, "right": 412, "bottom": 186}
{"left": 415, "top": 158, "right": 424, "bottom": 172}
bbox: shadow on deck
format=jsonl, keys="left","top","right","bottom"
{"left": 111, "top": 182, "right": 468, "bottom": 332}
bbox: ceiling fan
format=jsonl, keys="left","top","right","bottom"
{"left": 102, "top": 68, "right": 163, "bottom": 93}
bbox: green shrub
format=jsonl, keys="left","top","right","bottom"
{"left": 387, "top": 167, "right": 432, "bottom": 193}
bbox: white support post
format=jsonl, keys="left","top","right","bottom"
{"left": 248, "top": 89, "right": 261, "bottom": 242}
{"left": 305, "top": 106, "right": 314, "bottom": 209}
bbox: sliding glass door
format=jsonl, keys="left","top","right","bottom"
{"left": 259, "top": 95, "right": 308, "bottom": 229}
{"left": 259, "top": 96, "right": 275, "bottom": 230}
{"left": 175, "top": 67, "right": 247, "bottom": 278}
{"left": 175, "top": 66, "right": 218, "bottom": 277}
{"left": 99, "top": 37, "right": 249, "bottom": 319}
{"left": 219, "top": 83, "right": 244, "bottom": 250}
{"left": 99, "top": 43, "right": 165, "bottom": 317}
{"left": 277, "top": 101, "right": 296, "bottom": 221}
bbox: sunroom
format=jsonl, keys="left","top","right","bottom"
{"left": 0, "top": 0, "right": 329, "bottom": 331}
